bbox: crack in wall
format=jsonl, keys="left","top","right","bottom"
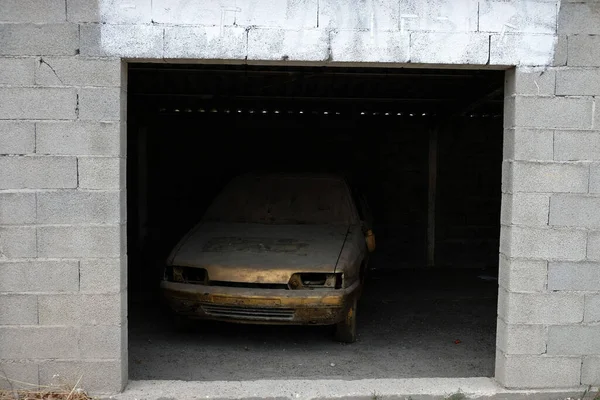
{"left": 39, "top": 57, "right": 64, "bottom": 85}
{"left": 75, "top": 93, "right": 80, "bottom": 118}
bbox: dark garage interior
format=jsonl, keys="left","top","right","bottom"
{"left": 127, "top": 64, "right": 504, "bottom": 381}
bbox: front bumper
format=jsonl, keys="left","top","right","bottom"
{"left": 160, "top": 280, "right": 360, "bottom": 325}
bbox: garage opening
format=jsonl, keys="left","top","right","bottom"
{"left": 127, "top": 64, "right": 504, "bottom": 380}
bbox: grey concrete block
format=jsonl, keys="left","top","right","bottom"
{"left": 399, "top": 0, "right": 479, "bottom": 32}
{"left": 582, "top": 356, "right": 600, "bottom": 386}
{"left": 591, "top": 163, "right": 600, "bottom": 194}
{"left": 35, "top": 57, "right": 123, "bottom": 87}
{"left": 0, "top": 0, "right": 66, "bottom": 23}
{"left": 330, "top": 30, "right": 409, "bottom": 63}
{"left": 80, "top": 24, "right": 163, "bottom": 58}
{"left": 0, "top": 327, "right": 78, "bottom": 358}
{"left": 0, "top": 87, "right": 76, "bottom": 120}
{"left": 584, "top": 294, "right": 600, "bottom": 323}
{"left": 0, "top": 87, "right": 77, "bottom": 119}
{"left": 0, "top": 57, "right": 36, "bottom": 85}
{"left": 78, "top": 88, "right": 123, "bottom": 121}
{"left": 548, "top": 262, "right": 600, "bottom": 291}
{"left": 555, "top": 130, "right": 600, "bottom": 161}
{"left": 505, "top": 69, "right": 556, "bottom": 97}
{"left": 38, "top": 292, "right": 125, "bottom": 325}
{"left": 595, "top": 103, "right": 600, "bottom": 135}
{"left": 0, "top": 261, "right": 79, "bottom": 292}
{"left": 0, "top": 24, "right": 79, "bottom": 56}
{"left": 67, "top": 0, "right": 99, "bottom": 22}
{"left": 588, "top": 231, "right": 600, "bottom": 260}
{"left": 499, "top": 256, "right": 547, "bottom": 292}
{"left": 80, "top": 258, "right": 126, "bottom": 293}
{"left": 568, "top": 35, "right": 600, "bottom": 67}
{"left": 37, "top": 225, "right": 123, "bottom": 258}
{"left": 80, "top": 324, "right": 125, "bottom": 359}
{"left": 0, "top": 362, "right": 39, "bottom": 389}
{"left": 319, "top": 0, "right": 400, "bottom": 30}
{"left": 501, "top": 226, "right": 586, "bottom": 260}
{"left": 548, "top": 325, "right": 600, "bottom": 355}
{"left": 558, "top": 2, "right": 600, "bottom": 35}
{"left": 68, "top": 0, "right": 151, "bottom": 23}
{"left": 501, "top": 193, "right": 550, "bottom": 226}
{"left": 501, "top": 160, "right": 513, "bottom": 194}
{"left": 39, "top": 360, "right": 125, "bottom": 394}
{"left": 496, "top": 319, "right": 546, "bottom": 355}
{"left": 553, "top": 35, "right": 567, "bottom": 67}
{"left": 503, "top": 127, "right": 554, "bottom": 161}
{"left": 498, "top": 289, "right": 584, "bottom": 324}
{"left": 0, "top": 294, "right": 38, "bottom": 325}
{"left": 0, "top": 121, "right": 35, "bottom": 155}
{"left": 36, "top": 122, "right": 123, "bottom": 156}
{"left": 506, "top": 96, "right": 594, "bottom": 130}
{"left": 155, "top": 0, "right": 318, "bottom": 28}
{"left": 479, "top": 0, "right": 557, "bottom": 34}
{"left": 236, "top": 0, "right": 318, "bottom": 28}
{"left": 78, "top": 157, "right": 125, "bottom": 190}
{"left": 164, "top": 27, "right": 247, "bottom": 60}
{"left": 507, "top": 161, "right": 589, "bottom": 193}
{"left": 550, "top": 195, "right": 600, "bottom": 228}
{"left": 151, "top": 0, "right": 235, "bottom": 25}
{"left": 0, "top": 156, "right": 77, "bottom": 189}
{"left": 0, "top": 227, "right": 36, "bottom": 258}
{"left": 247, "top": 29, "right": 328, "bottom": 62}
{"left": 490, "top": 34, "right": 556, "bottom": 66}
{"left": 0, "top": 193, "right": 36, "bottom": 225}
{"left": 556, "top": 69, "right": 600, "bottom": 96}
{"left": 1, "top": 363, "right": 38, "bottom": 389}
{"left": 37, "top": 191, "right": 122, "bottom": 224}
{"left": 411, "top": 33, "right": 489, "bottom": 64}
{"left": 495, "top": 352, "right": 582, "bottom": 389}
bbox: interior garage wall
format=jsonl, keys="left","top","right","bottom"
{"left": 127, "top": 108, "right": 502, "bottom": 281}
{"left": 0, "top": 0, "right": 599, "bottom": 394}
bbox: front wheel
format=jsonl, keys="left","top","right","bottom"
{"left": 334, "top": 297, "right": 357, "bottom": 343}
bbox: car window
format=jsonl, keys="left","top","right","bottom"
{"left": 203, "top": 175, "right": 354, "bottom": 225}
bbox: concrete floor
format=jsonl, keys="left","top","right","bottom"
{"left": 128, "top": 264, "right": 498, "bottom": 381}
{"left": 116, "top": 378, "right": 587, "bottom": 400}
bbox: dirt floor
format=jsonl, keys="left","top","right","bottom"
{"left": 128, "top": 259, "right": 498, "bottom": 381}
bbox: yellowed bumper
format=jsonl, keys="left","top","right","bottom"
{"left": 160, "top": 280, "right": 360, "bottom": 325}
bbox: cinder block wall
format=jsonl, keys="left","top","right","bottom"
{"left": 0, "top": 1, "right": 127, "bottom": 393}
{"left": 0, "top": 0, "right": 598, "bottom": 394}
{"left": 497, "top": 1, "right": 600, "bottom": 388}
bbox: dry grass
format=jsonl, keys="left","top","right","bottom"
{"left": 0, "top": 388, "right": 90, "bottom": 400}
{"left": 0, "top": 374, "right": 90, "bottom": 400}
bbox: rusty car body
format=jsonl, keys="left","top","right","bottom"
{"left": 161, "top": 172, "right": 375, "bottom": 342}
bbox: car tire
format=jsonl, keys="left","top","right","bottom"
{"left": 334, "top": 297, "right": 357, "bottom": 343}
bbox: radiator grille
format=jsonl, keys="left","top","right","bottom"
{"left": 201, "top": 304, "right": 295, "bottom": 321}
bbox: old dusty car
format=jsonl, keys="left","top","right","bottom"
{"left": 161, "top": 172, "right": 375, "bottom": 342}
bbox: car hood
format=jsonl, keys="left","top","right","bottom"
{"left": 168, "top": 222, "right": 349, "bottom": 284}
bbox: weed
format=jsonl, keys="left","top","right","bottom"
{"left": 444, "top": 391, "right": 467, "bottom": 400}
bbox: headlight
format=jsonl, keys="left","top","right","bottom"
{"left": 288, "top": 273, "right": 342, "bottom": 289}
{"left": 165, "top": 266, "right": 208, "bottom": 285}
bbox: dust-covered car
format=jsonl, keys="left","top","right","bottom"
{"left": 161, "top": 172, "right": 375, "bottom": 342}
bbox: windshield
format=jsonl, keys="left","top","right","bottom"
{"left": 203, "top": 175, "right": 354, "bottom": 225}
